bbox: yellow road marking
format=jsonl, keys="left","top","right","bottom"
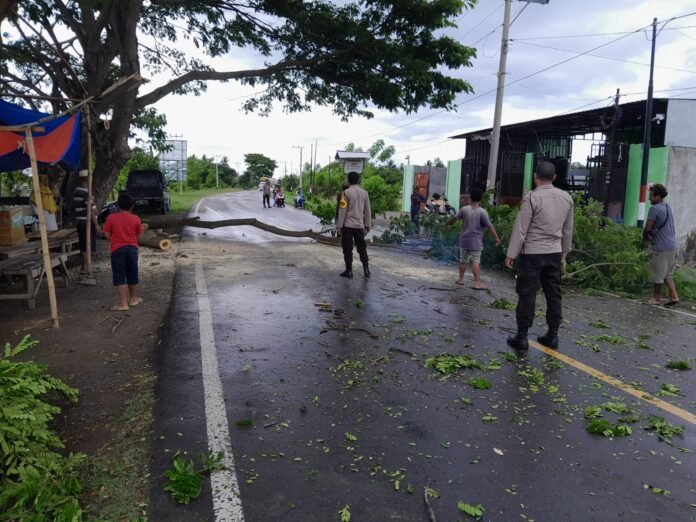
{"left": 529, "top": 340, "right": 696, "bottom": 426}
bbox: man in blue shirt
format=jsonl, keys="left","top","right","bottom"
{"left": 445, "top": 188, "right": 501, "bottom": 289}
{"left": 643, "top": 184, "right": 679, "bottom": 306}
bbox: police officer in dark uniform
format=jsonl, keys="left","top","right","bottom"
{"left": 505, "top": 161, "right": 574, "bottom": 350}
{"left": 336, "top": 172, "right": 372, "bottom": 278}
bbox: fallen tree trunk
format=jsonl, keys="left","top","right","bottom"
{"left": 139, "top": 230, "right": 173, "bottom": 251}
{"left": 143, "top": 216, "right": 342, "bottom": 246}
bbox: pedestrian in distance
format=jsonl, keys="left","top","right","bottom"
{"left": 505, "top": 161, "right": 574, "bottom": 350}
{"left": 444, "top": 187, "right": 501, "bottom": 289}
{"left": 336, "top": 172, "right": 372, "bottom": 279}
{"left": 72, "top": 169, "right": 102, "bottom": 274}
{"left": 103, "top": 193, "right": 145, "bottom": 311}
{"left": 262, "top": 180, "right": 271, "bottom": 208}
{"left": 410, "top": 187, "right": 426, "bottom": 231}
{"left": 643, "top": 183, "right": 680, "bottom": 306}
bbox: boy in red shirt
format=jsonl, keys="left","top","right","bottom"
{"left": 103, "top": 193, "right": 144, "bottom": 310}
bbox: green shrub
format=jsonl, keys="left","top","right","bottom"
{"left": 305, "top": 198, "right": 336, "bottom": 226}
{"left": 0, "top": 336, "right": 85, "bottom": 520}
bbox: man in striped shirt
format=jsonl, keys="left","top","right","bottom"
{"left": 72, "top": 170, "right": 102, "bottom": 274}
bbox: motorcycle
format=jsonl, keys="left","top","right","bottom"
{"left": 424, "top": 197, "right": 455, "bottom": 216}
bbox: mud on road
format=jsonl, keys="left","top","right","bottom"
{"left": 152, "top": 233, "right": 695, "bottom": 521}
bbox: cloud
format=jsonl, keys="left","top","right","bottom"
{"left": 151, "top": 0, "right": 696, "bottom": 173}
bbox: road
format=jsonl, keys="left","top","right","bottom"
{"left": 150, "top": 191, "right": 696, "bottom": 521}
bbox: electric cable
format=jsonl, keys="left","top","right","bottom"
{"left": 511, "top": 24, "right": 696, "bottom": 41}
{"left": 459, "top": 2, "right": 504, "bottom": 40}
{"left": 511, "top": 40, "right": 696, "bottom": 74}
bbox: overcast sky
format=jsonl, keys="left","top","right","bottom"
{"left": 151, "top": 0, "right": 696, "bottom": 175}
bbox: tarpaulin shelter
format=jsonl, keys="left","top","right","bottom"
{"left": 0, "top": 99, "right": 81, "bottom": 172}
{"left": 0, "top": 98, "right": 83, "bottom": 328}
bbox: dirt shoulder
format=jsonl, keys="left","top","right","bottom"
{"left": 0, "top": 235, "right": 179, "bottom": 519}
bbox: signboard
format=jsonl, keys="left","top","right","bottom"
{"left": 343, "top": 159, "right": 365, "bottom": 174}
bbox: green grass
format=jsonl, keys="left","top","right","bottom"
{"left": 169, "top": 187, "right": 241, "bottom": 213}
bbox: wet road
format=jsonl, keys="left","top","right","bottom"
{"left": 150, "top": 192, "right": 696, "bottom": 521}
{"left": 192, "top": 189, "right": 322, "bottom": 243}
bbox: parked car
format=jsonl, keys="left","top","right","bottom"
{"left": 121, "top": 169, "right": 170, "bottom": 214}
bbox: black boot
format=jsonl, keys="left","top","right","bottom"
{"left": 537, "top": 329, "right": 559, "bottom": 349}
{"left": 363, "top": 264, "right": 370, "bottom": 278}
{"left": 507, "top": 330, "right": 529, "bottom": 350}
{"left": 340, "top": 268, "right": 353, "bottom": 278}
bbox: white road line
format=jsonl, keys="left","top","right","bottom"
{"left": 194, "top": 235, "right": 245, "bottom": 521}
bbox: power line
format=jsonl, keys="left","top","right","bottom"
{"left": 332, "top": 20, "right": 654, "bottom": 147}
{"left": 510, "top": 24, "right": 696, "bottom": 41}
{"left": 460, "top": 2, "right": 504, "bottom": 40}
{"left": 512, "top": 40, "right": 696, "bottom": 74}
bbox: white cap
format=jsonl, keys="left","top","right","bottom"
{"left": 78, "top": 169, "right": 89, "bottom": 178}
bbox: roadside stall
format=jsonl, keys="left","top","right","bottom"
{"left": 0, "top": 99, "right": 82, "bottom": 326}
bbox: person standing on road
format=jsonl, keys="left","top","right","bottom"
{"left": 643, "top": 183, "right": 680, "bottom": 306}
{"left": 505, "top": 161, "right": 574, "bottom": 350}
{"left": 445, "top": 187, "right": 501, "bottom": 289}
{"left": 262, "top": 181, "right": 271, "bottom": 208}
{"left": 336, "top": 172, "right": 372, "bottom": 279}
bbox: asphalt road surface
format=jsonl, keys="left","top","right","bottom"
{"left": 150, "top": 191, "right": 696, "bottom": 521}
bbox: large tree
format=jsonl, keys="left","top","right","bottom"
{"left": 0, "top": 0, "right": 477, "bottom": 205}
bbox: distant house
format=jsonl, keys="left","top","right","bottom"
{"left": 447, "top": 98, "right": 696, "bottom": 261}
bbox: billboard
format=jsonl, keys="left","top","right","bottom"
{"left": 159, "top": 139, "right": 187, "bottom": 183}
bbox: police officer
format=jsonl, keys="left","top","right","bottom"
{"left": 505, "top": 161, "right": 574, "bottom": 350}
{"left": 336, "top": 171, "right": 372, "bottom": 278}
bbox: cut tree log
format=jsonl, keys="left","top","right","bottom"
{"left": 139, "top": 230, "right": 172, "bottom": 251}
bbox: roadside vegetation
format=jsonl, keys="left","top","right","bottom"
{"left": 169, "top": 187, "right": 241, "bottom": 213}
{"left": 0, "top": 336, "right": 85, "bottom": 520}
{"left": 384, "top": 194, "right": 696, "bottom": 300}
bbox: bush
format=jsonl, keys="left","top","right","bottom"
{"left": 386, "top": 193, "right": 688, "bottom": 297}
{"left": 305, "top": 198, "right": 336, "bottom": 226}
{"left": 0, "top": 336, "right": 85, "bottom": 520}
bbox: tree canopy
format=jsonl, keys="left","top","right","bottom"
{"left": 0, "top": 0, "right": 477, "bottom": 204}
{"left": 240, "top": 153, "right": 277, "bottom": 188}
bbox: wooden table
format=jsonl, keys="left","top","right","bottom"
{"left": 0, "top": 253, "right": 71, "bottom": 309}
{"left": 0, "top": 229, "right": 80, "bottom": 260}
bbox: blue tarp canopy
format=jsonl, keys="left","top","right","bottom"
{"left": 0, "top": 99, "right": 81, "bottom": 173}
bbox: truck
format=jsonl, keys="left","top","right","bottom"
{"left": 121, "top": 169, "right": 170, "bottom": 214}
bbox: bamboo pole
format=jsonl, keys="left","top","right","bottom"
{"left": 85, "top": 107, "right": 93, "bottom": 275}
{"left": 25, "top": 126, "right": 59, "bottom": 328}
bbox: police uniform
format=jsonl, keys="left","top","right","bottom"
{"left": 507, "top": 184, "right": 574, "bottom": 337}
{"left": 336, "top": 184, "right": 372, "bottom": 277}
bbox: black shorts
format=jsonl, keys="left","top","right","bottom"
{"left": 111, "top": 246, "right": 139, "bottom": 286}
{"left": 76, "top": 220, "right": 97, "bottom": 253}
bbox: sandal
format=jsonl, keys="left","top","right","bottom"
{"left": 664, "top": 300, "right": 680, "bottom": 307}
{"left": 110, "top": 305, "right": 129, "bottom": 311}
{"left": 643, "top": 297, "right": 663, "bottom": 305}
{"left": 129, "top": 297, "right": 144, "bottom": 306}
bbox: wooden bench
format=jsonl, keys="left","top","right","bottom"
{"left": 0, "top": 253, "right": 71, "bottom": 309}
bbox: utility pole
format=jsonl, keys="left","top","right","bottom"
{"left": 405, "top": 155, "right": 410, "bottom": 165}
{"left": 602, "top": 89, "right": 621, "bottom": 214}
{"left": 486, "top": 0, "right": 512, "bottom": 195}
{"left": 213, "top": 155, "right": 220, "bottom": 188}
{"left": 486, "top": 0, "right": 549, "bottom": 197}
{"left": 638, "top": 17, "right": 657, "bottom": 229}
{"left": 293, "top": 145, "right": 304, "bottom": 188}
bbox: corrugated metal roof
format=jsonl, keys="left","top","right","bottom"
{"left": 335, "top": 151, "right": 371, "bottom": 160}
{"left": 448, "top": 98, "right": 684, "bottom": 140}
